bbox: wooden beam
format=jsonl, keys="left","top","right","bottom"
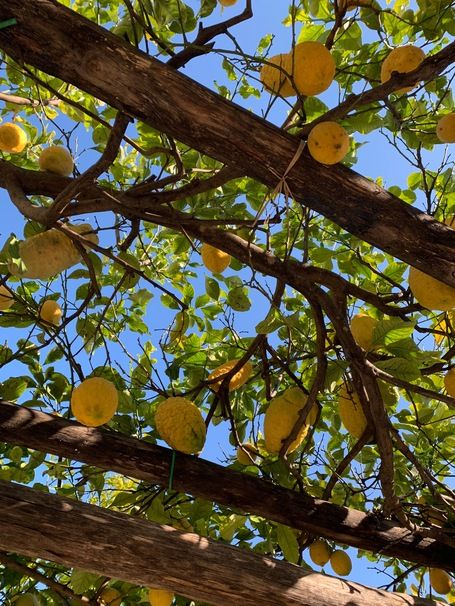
{"left": 0, "top": 480, "right": 445, "bottom": 606}
{"left": 0, "top": 1, "right": 455, "bottom": 285}
{"left": 0, "top": 401, "right": 453, "bottom": 572}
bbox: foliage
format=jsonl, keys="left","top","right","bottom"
{"left": 0, "top": 0, "right": 454, "bottom": 604}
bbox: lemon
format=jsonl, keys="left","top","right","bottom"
{"left": 0, "top": 285, "right": 14, "bottom": 311}
{"left": 292, "top": 42, "right": 335, "bottom": 97}
{"left": 436, "top": 113, "right": 455, "bottom": 143}
{"left": 260, "top": 53, "right": 294, "bottom": 97}
{"left": 444, "top": 367, "right": 455, "bottom": 398}
{"left": 98, "top": 588, "right": 122, "bottom": 606}
{"left": 380, "top": 45, "right": 425, "bottom": 93}
{"left": 207, "top": 359, "right": 253, "bottom": 392}
{"left": 148, "top": 588, "right": 174, "bottom": 606}
{"left": 218, "top": 0, "right": 237, "bottom": 5}
{"left": 9, "top": 224, "right": 97, "bottom": 280}
{"left": 307, "top": 121, "right": 350, "bottom": 165}
{"left": 166, "top": 310, "right": 189, "bottom": 346}
{"left": 236, "top": 443, "right": 258, "bottom": 465}
{"left": 338, "top": 385, "right": 369, "bottom": 440}
{"left": 0, "top": 122, "right": 28, "bottom": 153}
{"left": 71, "top": 377, "right": 119, "bottom": 427}
{"left": 408, "top": 266, "right": 455, "bottom": 311}
{"left": 264, "top": 387, "right": 317, "bottom": 455}
{"left": 429, "top": 568, "right": 452, "bottom": 594}
{"left": 39, "top": 299, "right": 62, "bottom": 326}
{"left": 201, "top": 243, "right": 231, "bottom": 273}
{"left": 350, "top": 313, "right": 378, "bottom": 350}
{"left": 39, "top": 145, "right": 74, "bottom": 176}
{"left": 155, "top": 397, "right": 206, "bottom": 455}
{"left": 309, "top": 540, "right": 331, "bottom": 566}
{"left": 330, "top": 550, "right": 352, "bottom": 576}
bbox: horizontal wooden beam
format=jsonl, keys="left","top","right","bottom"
{"left": 0, "top": 401, "right": 453, "bottom": 572}
{"left": 0, "top": 1, "right": 455, "bottom": 285}
{"left": 0, "top": 480, "right": 445, "bottom": 606}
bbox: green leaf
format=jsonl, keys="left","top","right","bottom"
{"left": 276, "top": 524, "right": 299, "bottom": 564}
{"left": 227, "top": 286, "right": 251, "bottom": 312}
{"left": 205, "top": 276, "right": 220, "bottom": 300}
{"left": 69, "top": 569, "right": 100, "bottom": 595}
{"left": 0, "top": 377, "right": 29, "bottom": 400}
{"left": 375, "top": 358, "right": 421, "bottom": 382}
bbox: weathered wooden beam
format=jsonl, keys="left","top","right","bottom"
{"left": 0, "top": 401, "right": 453, "bottom": 572}
{"left": 0, "top": 1, "right": 455, "bottom": 285}
{"left": 0, "top": 480, "right": 445, "bottom": 606}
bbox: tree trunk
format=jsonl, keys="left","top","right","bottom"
{"left": 1, "top": 1, "right": 455, "bottom": 285}
{"left": 0, "top": 480, "right": 445, "bottom": 606}
{"left": 0, "top": 401, "right": 452, "bottom": 572}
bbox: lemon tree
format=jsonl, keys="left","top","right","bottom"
{"left": 0, "top": 0, "right": 454, "bottom": 604}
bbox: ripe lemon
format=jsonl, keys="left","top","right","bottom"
{"left": 155, "top": 397, "right": 206, "bottom": 454}
{"left": 98, "top": 588, "right": 122, "bottom": 606}
{"left": 444, "top": 367, "right": 455, "bottom": 398}
{"left": 429, "top": 568, "right": 452, "bottom": 594}
{"left": 201, "top": 243, "right": 231, "bottom": 273}
{"left": 309, "top": 540, "right": 331, "bottom": 566}
{"left": 39, "top": 145, "right": 74, "bottom": 176}
{"left": 207, "top": 359, "right": 253, "bottom": 392}
{"left": 408, "top": 266, "right": 455, "bottom": 311}
{"left": 264, "top": 387, "right": 317, "bottom": 455}
{"left": 71, "top": 377, "right": 119, "bottom": 427}
{"left": 330, "top": 550, "right": 352, "bottom": 576}
{"left": 380, "top": 45, "right": 425, "bottom": 93}
{"left": 166, "top": 311, "right": 189, "bottom": 346}
{"left": 9, "top": 223, "right": 97, "bottom": 280}
{"left": 436, "top": 113, "right": 455, "bottom": 143}
{"left": 0, "top": 122, "right": 27, "bottom": 153}
{"left": 39, "top": 299, "right": 62, "bottom": 326}
{"left": 0, "top": 285, "right": 14, "bottom": 311}
{"left": 236, "top": 442, "right": 258, "bottom": 465}
{"left": 350, "top": 313, "right": 378, "bottom": 351}
{"left": 260, "top": 53, "right": 294, "bottom": 97}
{"left": 148, "top": 588, "right": 174, "bottom": 606}
{"left": 338, "top": 385, "right": 369, "bottom": 440}
{"left": 307, "top": 121, "right": 350, "bottom": 165}
{"left": 291, "top": 42, "right": 335, "bottom": 97}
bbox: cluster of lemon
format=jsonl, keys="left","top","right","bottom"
{"left": 309, "top": 540, "right": 352, "bottom": 576}
{"left": 260, "top": 42, "right": 454, "bottom": 165}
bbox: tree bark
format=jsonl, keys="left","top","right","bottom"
{"left": 0, "top": 401, "right": 453, "bottom": 572}
{"left": 0, "top": 480, "right": 445, "bottom": 606}
{"left": 1, "top": 1, "right": 455, "bottom": 286}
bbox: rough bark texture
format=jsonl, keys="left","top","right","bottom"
{"left": 1, "top": 1, "right": 455, "bottom": 286}
{"left": 0, "top": 401, "right": 453, "bottom": 572}
{"left": 0, "top": 480, "right": 445, "bottom": 606}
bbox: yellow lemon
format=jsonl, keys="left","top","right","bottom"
{"left": 338, "top": 385, "right": 369, "bottom": 440}
{"left": 0, "top": 285, "right": 14, "bottom": 311}
{"left": 380, "top": 45, "right": 425, "bottom": 93}
{"left": 201, "top": 243, "right": 231, "bottom": 273}
{"left": 39, "top": 145, "right": 74, "bottom": 176}
{"left": 39, "top": 299, "right": 62, "bottom": 326}
{"left": 98, "top": 588, "right": 122, "bottom": 606}
{"left": 307, "top": 121, "right": 350, "bottom": 165}
{"left": 264, "top": 387, "right": 317, "bottom": 455}
{"left": 260, "top": 53, "right": 294, "bottom": 97}
{"left": 71, "top": 377, "right": 119, "bottom": 427}
{"left": 309, "top": 540, "right": 331, "bottom": 566}
{"left": 9, "top": 224, "right": 97, "bottom": 280}
{"left": 0, "top": 122, "right": 27, "bottom": 153}
{"left": 436, "top": 113, "right": 455, "bottom": 144}
{"left": 330, "top": 550, "right": 352, "bottom": 576}
{"left": 236, "top": 443, "right": 258, "bottom": 465}
{"left": 291, "top": 42, "right": 335, "bottom": 97}
{"left": 207, "top": 359, "right": 252, "bottom": 392}
{"left": 218, "top": 0, "right": 237, "bottom": 5}
{"left": 155, "top": 397, "right": 206, "bottom": 455}
{"left": 444, "top": 367, "right": 455, "bottom": 398}
{"left": 408, "top": 266, "right": 455, "bottom": 311}
{"left": 148, "top": 588, "right": 174, "bottom": 606}
{"left": 429, "top": 568, "right": 452, "bottom": 594}
{"left": 350, "top": 313, "right": 378, "bottom": 350}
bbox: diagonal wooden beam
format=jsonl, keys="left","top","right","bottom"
{"left": 0, "top": 1, "right": 455, "bottom": 285}
{"left": 0, "top": 401, "right": 453, "bottom": 572}
{"left": 0, "top": 480, "right": 446, "bottom": 606}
